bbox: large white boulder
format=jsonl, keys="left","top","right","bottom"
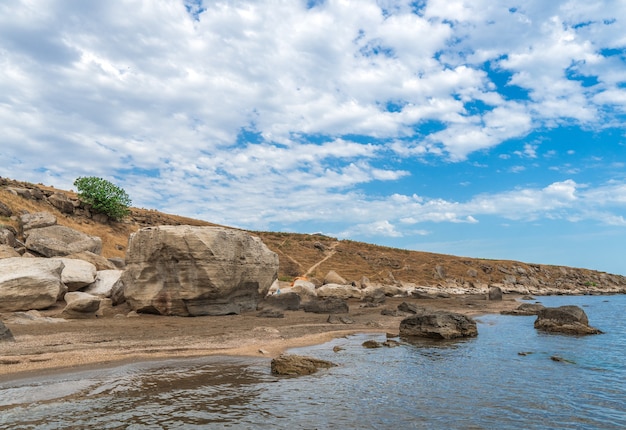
{"left": 0, "top": 257, "right": 64, "bottom": 312}
{"left": 84, "top": 270, "right": 125, "bottom": 305}
{"left": 25, "top": 225, "right": 102, "bottom": 257}
{"left": 51, "top": 258, "right": 97, "bottom": 291}
{"left": 122, "top": 226, "right": 279, "bottom": 316}
{"left": 317, "top": 283, "right": 362, "bottom": 299}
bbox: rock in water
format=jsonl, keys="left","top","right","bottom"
{"left": 534, "top": 305, "right": 602, "bottom": 335}
{"left": 270, "top": 354, "right": 336, "bottom": 376}
{"left": 122, "top": 226, "right": 278, "bottom": 316}
{"left": 399, "top": 311, "right": 478, "bottom": 339}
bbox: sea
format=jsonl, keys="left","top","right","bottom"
{"left": 0, "top": 294, "right": 624, "bottom": 430}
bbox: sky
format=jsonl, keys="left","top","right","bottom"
{"left": 1, "top": 0, "right": 625, "bottom": 275}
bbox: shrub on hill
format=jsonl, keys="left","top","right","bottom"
{"left": 73, "top": 176, "right": 131, "bottom": 221}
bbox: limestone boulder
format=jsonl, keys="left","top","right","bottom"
{"left": 20, "top": 212, "right": 57, "bottom": 232}
{"left": 51, "top": 258, "right": 97, "bottom": 291}
{"left": 25, "top": 225, "right": 102, "bottom": 257}
{"left": 122, "top": 226, "right": 279, "bottom": 316}
{"left": 60, "top": 291, "right": 100, "bottom": 319}
{"left": 534, "top": 305, "right": 602, "bottom": 335}
{"left": 83, "top": 270, "right": 125, "bottom": 305}
{"left": 399, "top": 311, "right": 478, "bottom": 339}
{"left": 317, "top": 283, "right": 361, "bottom": 299}
{"left": 290, "top": 279, "right": 317, "bottom": 300}
{"left": 0, "top": 257, "right": 64, "bottom": 311}
{"left": 270, "top": 354, "right": 336, "bottom": 376}
{"left": 324, "top": 270, "right": 347, "bottom": 285}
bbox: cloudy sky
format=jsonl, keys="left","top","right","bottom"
{"left": 2, "top": 0, "right": 625, "bottom": 275}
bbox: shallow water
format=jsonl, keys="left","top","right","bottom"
{"left": 1, "top": 295, "right": 624, "bottom": 429}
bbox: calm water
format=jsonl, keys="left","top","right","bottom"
{"left": 1, "top": 295, "right": 624, "bottom": 429}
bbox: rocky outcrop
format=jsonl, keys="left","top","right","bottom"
{"left": 534, "top": 305, "right": 602, "bottom": 335}
{"left": 25, "top": 225, "right": 103, "bottom": 257}
{"left": 20, "top": 212, "right": 57, "bottom": 232}
{"left": 270, "top": 354, "right": 336, "bottom": 376}
{"left": 488, "top": 285, "right": 502, "bottom": 301}
{"left": 399, "top": 311, "right": 478, "bottom": 339}
{"left": 0, "top": 257, "right": 65, "bottom": 312}
{"left": 122, "top": 226, "right": 279, "bottom": 316}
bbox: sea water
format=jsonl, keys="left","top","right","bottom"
{"left": 0, "top": 295, "right": 624, "bottom": 429}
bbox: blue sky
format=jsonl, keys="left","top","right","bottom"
{"left": 1, "top": 0, "right": 625, "bottom": 275}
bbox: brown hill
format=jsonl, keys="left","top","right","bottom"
{"left": 1, "top": 176, "right": 625, "bottom": 293}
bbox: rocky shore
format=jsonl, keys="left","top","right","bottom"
{"left": 1, "top": 177, "right": 624, "bottom": 381}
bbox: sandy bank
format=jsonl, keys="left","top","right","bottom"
{"left": 0, "top": 295, "right": 523, "bottom": 381}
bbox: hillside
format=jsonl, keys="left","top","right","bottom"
{"left": 1, "top": 176, "right": 625, "bottom": 293}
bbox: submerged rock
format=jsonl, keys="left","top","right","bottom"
{"left": 270, "top": 354, "right": 337, "bottom": 376}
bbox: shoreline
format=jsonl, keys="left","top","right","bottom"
{"left": 1, "top": 294, "right": 527, "bottom": 382}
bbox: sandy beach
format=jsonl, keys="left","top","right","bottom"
{"left": 0, "top": 295, "right": 522, "bottom": 381}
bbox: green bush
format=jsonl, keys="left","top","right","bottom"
{"left": 73, "top": 176, "right": 131, "bottom": 221}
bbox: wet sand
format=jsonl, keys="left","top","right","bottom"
{"left": 0, "top": 295, "right": 522, "bottom": 381}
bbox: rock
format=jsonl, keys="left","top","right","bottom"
{"left": 411, "top": 291, "right": 435, "bottom": 300}
{"left": 20, "top": 212, "right": 57, "bottom": 232}
{"left": 0, "top": 200, "right": 13, "bottom": 217}
{"left": 66, "top": 251, "right": 117, "bottom": 270}
{"left": 397, "top": 301, "right": 423, "bottom": 314}
{"left": 61, "top": 291, "right": 101, "bottom": 319}
{"left": 107, "top": 257, "right": 126, "bottom": 269}
{"left": 381, "top": 308, "right": 404, "bottom": 316}
{"left": 317, "top": 283, "right": 361, "bottom": 299}
{"left": 257, "top": 309, "right": 284, "bottom": 318}
{"left": 48, "top": 193, "right": 75, "bottom": 214}
{"left": 0, "top": 227, "right": 17, "bottom": 248}
{"left": 51, "top": 258, "right": 97, "bottom": 291}
{"left": 488, "top": 285, "right": 503, "bottom": 301}
{"left": 290, "top": 280, "right": 317, "bottom": 300}
{"left": 399, "top": 311, "right": 478, "bottom": 339}
{"left": 327, "top": 314, "right": 354, "bottom": 324}
{"left": 258, "top": 291, "right": 300, "bottom": 311}
{"left": 122, "top": 226, "right": 279, "bottom": 316}
{"left": 25, "top": 225, "right": 103, "bottom": 257}
{"left": 83, "top": 270, "right": 125, "bottom": 305}
{"left": 362, "top": 340, "right": 382, "bottom": 348}
{"left": 270, "top": 354, "right": 336, "bottom": 376}
{"left": 323, "top": 270, "right": 347, "bottom": 285}
{"left": 0, "top": 320, "right": 14, "bottom": 342}
{"left": 0, "top": 257, "right": 64, "bottom": 311}
{"left": 0, "top": 244, "right": 20, "bottom": 259}
{"left": 534, "top": 305, "right": 602, "bottom": 335}
{"left": 501, "top": 303, "right": 545, "bottom": 316}
{"left": 302, "top": 297, "right": 349, "bottom": 314}
{"left": 361, "top": 286, "right": 386, "bottom": 304}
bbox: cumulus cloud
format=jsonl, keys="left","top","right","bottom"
{"left": 0, "top": 0, "right": 625, "bottom": 247}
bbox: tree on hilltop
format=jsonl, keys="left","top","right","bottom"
{"left": 73, "top": 176, "right": 131, "bottom": 221}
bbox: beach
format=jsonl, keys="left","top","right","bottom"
{"left": 0, "top": 295, "right": 521, "bottom": 381}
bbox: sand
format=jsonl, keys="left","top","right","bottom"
{"left": 0, "top": 295, "right": 522, "bottom": 381}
